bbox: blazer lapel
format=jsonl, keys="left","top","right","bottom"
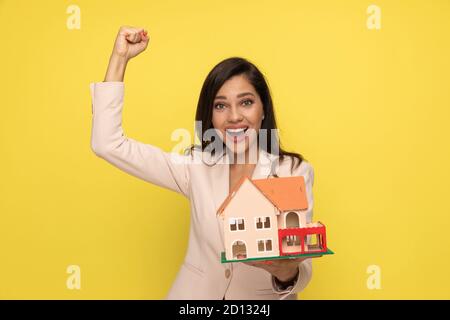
{"left": 252, "top": 148, "right": 279, "bottom": 179}
{"left": 208, "top": 151, "right": 229, "bottom": 252}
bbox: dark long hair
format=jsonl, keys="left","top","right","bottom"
{"left": 187, "top": 57, "right": 304, "bottom": 174}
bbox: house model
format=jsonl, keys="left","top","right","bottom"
{"left": 217, "top": 175, "right": 333, "bottom": 263}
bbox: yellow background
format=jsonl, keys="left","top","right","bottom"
{"left": 1, "top": 0, "right": 449, "bottom": 299}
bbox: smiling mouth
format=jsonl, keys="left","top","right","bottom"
{"left": 225, "top": 127, "right": 249, "bottom": 144}
{"left": 225, "top": 127, "right": 248, "bottom": 137}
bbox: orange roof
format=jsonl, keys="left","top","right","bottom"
{"left": 216, "top": 175, "right": 308, "bottom": 216}
{"left": 252, "top": 176, "right": 308, "bottom": 211}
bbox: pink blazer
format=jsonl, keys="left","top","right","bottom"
{"left": 89, "top": 81, "right": 315, "bottom": 300}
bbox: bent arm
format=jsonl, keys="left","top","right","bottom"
{"left": 90, "top": 81, "right": 191, "bottom": 198}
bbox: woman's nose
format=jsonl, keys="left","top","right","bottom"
{"left": 228, "top": 106, "right": 243, "bottom": 122}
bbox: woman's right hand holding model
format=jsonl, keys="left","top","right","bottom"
{"left": 104, "top": 26, "right": 149, "bottom": 82}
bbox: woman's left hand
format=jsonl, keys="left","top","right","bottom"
{"left": 243, "top": 256, "right": 320, "bottom": 282}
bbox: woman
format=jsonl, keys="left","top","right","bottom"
{"left": 90, "top": 26, "right": 316, "bottom": 300}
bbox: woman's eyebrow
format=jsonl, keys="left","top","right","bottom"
{"left": 214, "top": 92, "right": 255, "bottom": 100}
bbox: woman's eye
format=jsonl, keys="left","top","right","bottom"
{"left": 214, "top": 100, "right": 252, "bottom": 110}
{"left": 214, "top": 103, "right": 225, "bottom": 110}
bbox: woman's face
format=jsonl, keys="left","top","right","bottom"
{"left": 211, "top": 74, "right": 264, "bottom": 158}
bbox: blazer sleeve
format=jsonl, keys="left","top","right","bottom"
{"left": 89, "top": 81, "right": 191, "bottom": 198}
{"left": 271, "top": 161, "right": 314, "bottom": 299}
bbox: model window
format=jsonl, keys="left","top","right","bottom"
{"left": 258, "top": 240, "right": 265, "bottom": 251}
{"left": 257, "top": 239, "right": 273, "bottom": 252}
{"left": 256, "top": 218, "right": 263, "bottom": 229}
{"left": 230, "top": 218, "right": 237, "bottom": 231}
{"left": 264, "top": 217, "right": 270, "bottom": 228}
{"left": 237, "top": 218, "right": 245, "bottom": 230}
{"left": 256, "top": 217, "right": 270, "bottom": 229}
{"left": 265, "top": 239, "right": 272, "bottom": 251}
{"left": 287, "top": 235, "right": 300, "bottom": 246}
{"left": 230, "top": 218, "right": 245, "bottom": 231}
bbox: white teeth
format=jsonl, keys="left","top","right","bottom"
{"left": 226, "top": 128, "right": 247, "bottom": 134}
